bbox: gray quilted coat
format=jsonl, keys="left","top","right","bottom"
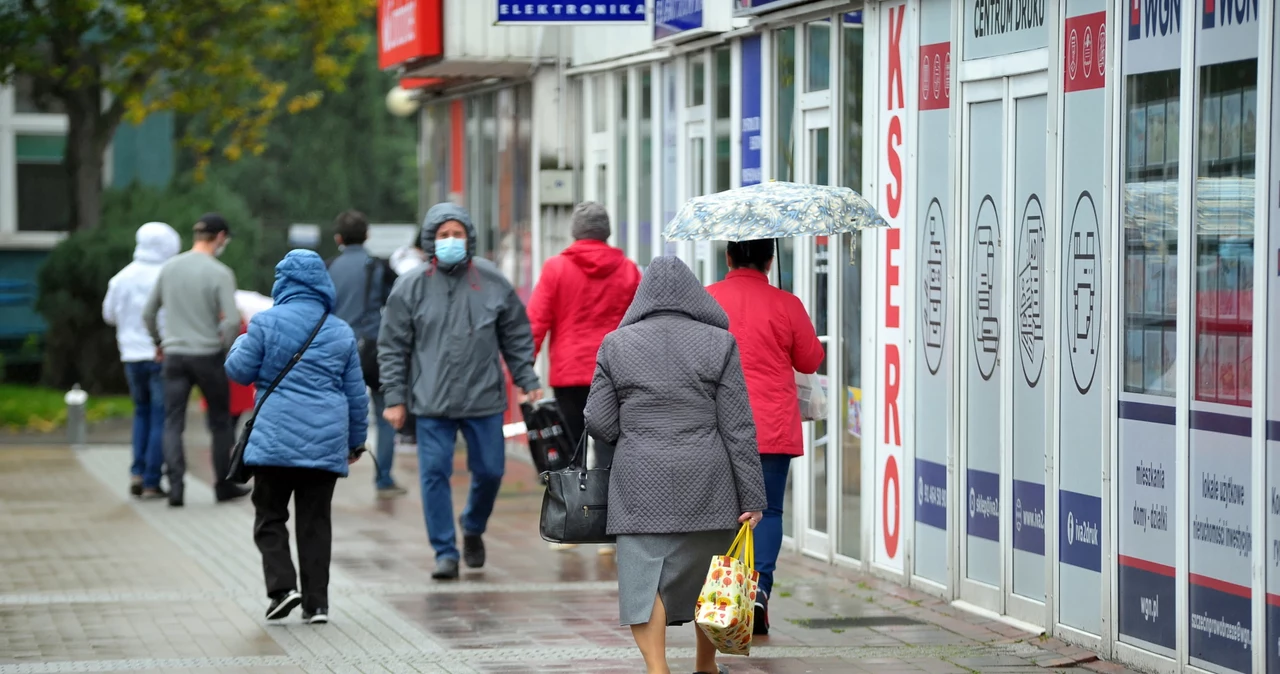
{"left": 585, "top": 256, "right": 767, "bottom": 536}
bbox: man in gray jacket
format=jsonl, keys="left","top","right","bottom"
{"left": 378, "top": 203, "right": 543, "bottom": 580}
{"left": 143, "top": 214, "right": 246, "bottom": 507}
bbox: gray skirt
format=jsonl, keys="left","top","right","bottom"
{"left": 616, "top": 529, "right": 737, "bottom": 627}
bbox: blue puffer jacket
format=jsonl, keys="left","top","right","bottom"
{"left": 225, "top": 250, "right": 369, "bottom": 476}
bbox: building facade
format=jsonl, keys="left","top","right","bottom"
{"left": 390, "top": 1, "right": 1278, "bottom": 670}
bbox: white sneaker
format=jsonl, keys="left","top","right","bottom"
{"left": 549, "top": 542, "right": 578, "bottom": 551}
{"left": 598, "top": 544, "right": 616, "bottom": 556}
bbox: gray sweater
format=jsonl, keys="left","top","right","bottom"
{"left": 143, "top": 251, "right": 240, "bottom": 356}
{"left": 585, "top": 256, "right": 767, "bottom": 536}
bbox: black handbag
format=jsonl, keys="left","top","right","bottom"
{"left": 226, "top": 312, "right": 330, "bottom": 485}
{"left": 539, "top": 434, "right": 614, "bottom": 544}
{"left": 521, "top": 399, "right": 574, "bottom": 474}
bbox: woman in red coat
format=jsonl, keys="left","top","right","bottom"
{"left": 706, "top": 239, "right": 824, "bottom": 635}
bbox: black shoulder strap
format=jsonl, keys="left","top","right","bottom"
{"left": 247, "top": 312, "right": 329, "bottom": 422}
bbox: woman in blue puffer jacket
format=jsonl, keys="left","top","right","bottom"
{"left": 225, "top": 250, "right": 369, "bottom": 625}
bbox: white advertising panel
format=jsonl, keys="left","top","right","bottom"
{"left": 1057, "top": 1, "right": 1107, "bottom": 636}
{"left": 963, "top": 0, "right": 1049, "bottom": 60}
{"left": 1012, "top": 92, "right": 1048, "bottom": 601}
{"left": 965, "top": 98, "right": 1004, "bottom": 587}
{"left": 874, "top": 0, "right": 912, "bottom": 573}
{"left": 913, "top": 0, "right": 953, "bottom": 586}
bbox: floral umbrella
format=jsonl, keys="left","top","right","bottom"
{"left": 662, "top": 181, "right": 889, "bottom": 241}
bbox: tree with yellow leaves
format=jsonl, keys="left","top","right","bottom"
{"left": 0, "top": 0, "right": 376, "bottom": 231}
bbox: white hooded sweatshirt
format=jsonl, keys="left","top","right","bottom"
{"left": 102, "top": 222, "right": 182, "bottom": 362}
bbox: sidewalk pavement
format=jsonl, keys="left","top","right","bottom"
{"left": 0, "top": 436, "right": 1144, "bottom": 674}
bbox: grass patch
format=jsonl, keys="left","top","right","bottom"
{"left": 0, "top": 384, "right": 133, "bottom": 432}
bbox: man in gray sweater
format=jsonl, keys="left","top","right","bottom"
{"left": 143, "top": 214, "right": 247, "bottom": 507}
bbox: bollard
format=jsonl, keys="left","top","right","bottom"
{"left": 65, "top": 383, "right": 88, "bottom": 446}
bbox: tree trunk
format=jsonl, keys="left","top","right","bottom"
{"left": 63, "top": 93, "right": 110, "bottom": 231}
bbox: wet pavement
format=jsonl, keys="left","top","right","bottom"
{"left": 0, "top": 428, "right": 1145, "bottom": 673}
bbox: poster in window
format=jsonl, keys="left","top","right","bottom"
{"left": 1166, "top": 98, "right": 1180, "bottom": 166}
{"left": 1126, "top": 254, "right": 1144, "bottom": 312}
{"left": 1126, "top": 328, "right": 1144, "bottom": 391}
{"left": 1200, "top": 94, "right": 1221, "bottom": 162}
{"left": 1239, "top": 336, "right": 1252, "bottom": 404}
{"left": 1220, "top": 90, "right": 1242, "bottom": 162}
{"left": 1144, "top": 330, "right": 1164, "bottom": 393}
{"left": 1241, "top": 89, "right": 1256, "bottom": 158}
{"left": 1217, "top": 335, "right": 1238, "bottom": 403}
{"left": 1199, "top": 264, "right": 1219, "bottom": 319}
{"left": 1239, "top": 252, "right": 1254, "bottom": 318}
{"left": 1163, "top": 256, "right": 1179, "bottom": 316}
{"left": 1197, "top": 333, "right": 1217, "bottom": 400}
{"left": 1144, "top": 255, "right": 1164, "bottom": 315}
{"left": 1128, "top": 106, "right": 1146, "bottom": 169}
{"left": 1146, "top": 102, "right": 1166, "bottom": 165}
{"left": 1163, "top": 328, "right": 1178, "bottom": 395}
{"left": 1219, "top": 253, "right": 1240, "bottom": 320}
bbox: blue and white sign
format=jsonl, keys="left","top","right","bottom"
{"left": 739, "top": 35, "right": 762, "bottom": 187}
{"left": 1012, "top": 479, "right": 1046, "bottom": 555}
{"left": 915, "top": 458, "right": 947, "bottom": 530}
{"left": 967, "top": 469, "right": 1000, "bottom": 542}
{"left": 1060, "top": 490, "right": 1103, "bottom": 573}
{"left": 655, "top": 0, "right": 702, "bottom": 40}
{"left": 496, "top": 1, "right": 646, "bottom": 24}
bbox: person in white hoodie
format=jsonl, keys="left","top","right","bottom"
{"left": 103, "top": 222, "right": 182, "bottom": 499}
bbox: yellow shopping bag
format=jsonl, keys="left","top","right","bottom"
{"left": 694, "top": 523, "right": 759, "bottom": 656}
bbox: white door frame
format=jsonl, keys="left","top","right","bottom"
{"left": 956, "top": 75, "right": 1007, "bottom": 614}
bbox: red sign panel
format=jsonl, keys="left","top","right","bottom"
{"left": 400, "top": 77, "right": 444, "bottom": 90}
{"left": 378, "top": 0, "right": 444, "bottom": 70}
{"left": 1063, "top": 11, "right": 1107, "bottom": 93}
{"left": 918, "top": 42, "right": 951, "bottom": 111}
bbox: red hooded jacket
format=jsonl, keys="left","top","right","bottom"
{"left": 708, "top": 269, "right": 825, "bottom": 456}
{"left": 528, "top": 240, "right": 641, "bottom": 388}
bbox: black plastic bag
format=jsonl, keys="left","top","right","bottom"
{"left": 521, "top": 399, "right": 574, "bottom": 474}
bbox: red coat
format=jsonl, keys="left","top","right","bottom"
{"left": 708, "top": 269, "right": 825, "bottom": 456}
{"left": 528, "top": 240, "right": 641, "bottom": 388}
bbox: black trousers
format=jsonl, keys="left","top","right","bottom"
{"left": 554, "top": 386, "right": 614, "bottom": 469}
{"left": 252, "top": 466, "right": 338, "bottom": 611}
{"left": 162, "top": 352, "right": 235, "bottom": 500}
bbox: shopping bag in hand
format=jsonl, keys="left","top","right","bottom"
{"left": 521, "top": 399, "right": 574, "bottom": 474}
{"left": 694, "top": 523, "right": 759, "bottom": 656}
{"left": 795, "top": 371, "right": 828, "bottom": 421}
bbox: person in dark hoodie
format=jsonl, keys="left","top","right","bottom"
{"left": 377, "top": 203, "right": 543, "bottom": 580}
{"left": 224, "top": 250, "right": 369, "bottom": 625}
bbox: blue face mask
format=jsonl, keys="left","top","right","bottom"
{"left": 435, "top": 238, "right": 467, "bottom": 265}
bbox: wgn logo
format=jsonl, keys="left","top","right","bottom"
{"left": 1203, "top": 0, "right": 1259, "bottom": 30}
{"left": 1129, "top": 0, "right": 1181, "bottom": 41}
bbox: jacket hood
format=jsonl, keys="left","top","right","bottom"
{"left": 619, "top": 256, "right": 728, "bottom": 329}
{"left": 133, "top": 222, "right": 181, "bottom": 264}
{"left": 562, "top": 239, "right": 629, "bottom": 279}
{"left": 271, "top": 250, "right": 337, "bottom": 311}
{"left": 420, "top": 202, "right": 477, "bottom": 271}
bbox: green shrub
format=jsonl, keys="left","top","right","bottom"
{"left": 36, "top": 180, "right": 266, "bottom": 394}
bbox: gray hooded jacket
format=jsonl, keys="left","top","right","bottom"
{"left": 377, "top": 203, "right": 540, "bottom": 418}
{"left": 585, "top": 256, "right": 767, "bottom": 536}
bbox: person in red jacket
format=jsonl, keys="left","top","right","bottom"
{"left": 528, "top": 202, "right": 641, "bottom": 551}
{"left": 707, "top": 238, "right": 824, "bottom": 635}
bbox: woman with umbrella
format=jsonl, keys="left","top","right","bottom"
{"left": 665, "top": 181, "right": 886, "bottom": 637}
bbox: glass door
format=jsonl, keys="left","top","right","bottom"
{"left": 957, "top": 77, "right": 1007, "bottom": 613}
{"left": 795, "top": 106, "right": 834, "bottom": 560}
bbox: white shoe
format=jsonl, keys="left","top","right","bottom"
{"left": 598, "top": 544, "right": 616, "bottom": 556}
{"left": 549, "top": 542, "right": 578, "bottom": 551}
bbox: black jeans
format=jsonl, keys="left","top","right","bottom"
{"left": 554, "top": 386, "right": 614, "bottom": 469}
{"left": 162, "top": 352, "right": 235, "bottom": 499}
{"left": 252, "top": 466, "right": 338, "bottom": 611}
